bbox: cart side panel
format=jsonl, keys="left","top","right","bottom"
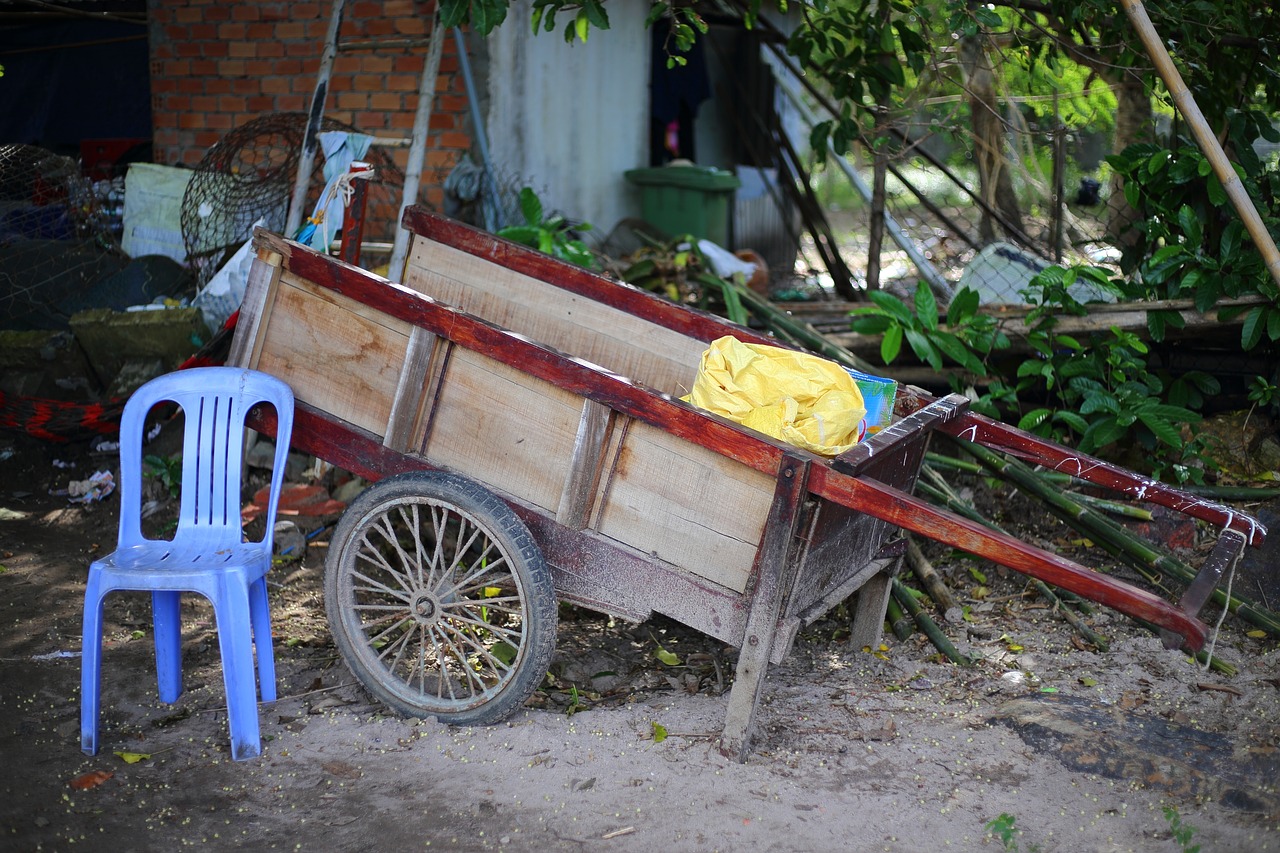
{"left": 255, "top": 272, "right": 411, "bottom": 437}
{"left": 405, "top": 237, "right": 708, "bottom": 396}
{"left": 421, "top": 346, "right": 586, "bottom": 513}
{"left": 593, "top": 419, "right": 775, "bottom": 594}
{"left": 785, "top": 428, "right": 931, "bottom": 619}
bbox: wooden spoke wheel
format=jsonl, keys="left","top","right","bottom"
{"left": 325, "top": 472, "right": 557, "bottom": 724}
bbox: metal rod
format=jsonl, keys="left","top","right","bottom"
{"left": 453, "top": 27, "right": 504, "bottom": 232}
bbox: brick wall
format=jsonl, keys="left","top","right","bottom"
{"left": 146, "top": 0, "right": 470, "bottom": 210}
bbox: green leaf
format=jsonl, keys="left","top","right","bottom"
{"left": 574, "top": 9, "right": 590, "bottom": 42}
{"left": 1137, "top": 410, "right": 1184, "bottom": 447}
{"left": 1242, "top": 306, "right": 1266, "bottom": 350}
{"left": 1206, "top": 173, "right": 1227, "bottom": 206}
{"left": 654, "top": 646, "right": 680, "bottom": 666}
{"left": 1081, "top": 417, "right": 1127, "bottom": 452}
{"left": 518, "top": 187, "right": 542, "bottom": 226}
{"left": 914, "top": 282, "right": 938, "bottom": 331}
{"left": 439, "top": 0, "right": 467, "bottom": 28}
{"left": 1017, "top": 408, "right": 1052, "bottom": 431}
{"left": 492, "top": 642, "right": 517, "bottom": 666}
{"left": 1177, "top": 205, "right": 1202, "bottom": 247}
{"left": 850, "top": 314, "right": 892, "bottom": 335}
{"left": 946, "top": 287, "right": 980, "bottom": 327}
{"left": 114, "top": 750, "right": 151, "bottom": 764}
{"left": 1054, "top": 411, "right": 1090, "bottom": 434}
{"left": 881, "top": 324, "right": 903, "bottom": 363}
{"left": 652, "top": 721, "right": 668, "bottom": 743}
{"left": 469, "top": 0, "right": 510, "bottom": 35}
{"left": 931, "top": 330, "right": 986, "bottom": 375}
{"left": 867, "top": 290, "right": 915, "bottom": 324}
{"left": 903, "top": 328, "right": 943, "bottom": 370}
{"left": 1220, "top": 221, "right": 1243, "bottom": 260}
{"left": 1146, "top": 149, "right": 1171, "bottom": 175}
{"left": 582, "top": 0, "right": 610, "bottom": 31}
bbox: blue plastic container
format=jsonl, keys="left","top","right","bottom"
{"left": 846, "top": 369, "right": 898, "bottom": 434}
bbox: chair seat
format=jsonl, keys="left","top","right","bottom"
{"left": 94, "top": 541, "right": 272, "bottom": 587}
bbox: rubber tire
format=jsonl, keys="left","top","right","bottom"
{"left": 325, "top": 471, "right": 557, "bottom": 725}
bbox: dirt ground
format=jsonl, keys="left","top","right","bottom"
{"left": 1, "top": 430, "right": 1278, "bottom": 852}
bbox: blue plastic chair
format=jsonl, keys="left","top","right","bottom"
{"left": 80, "top": 367, "right": 295, "bottom": 761}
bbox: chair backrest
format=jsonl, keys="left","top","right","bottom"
{"left": 116, "top": 367, "right": 295, "bottom": 550}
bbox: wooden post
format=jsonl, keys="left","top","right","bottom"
{"left": 1119, "top": 0, "right": 1280, "bottom": 291}
{"left": 720, "top": 453, "right": 810, "bottom": 762}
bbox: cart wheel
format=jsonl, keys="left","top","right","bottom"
{"left": 325, "top": 471, "right": 557, "bottom": 725}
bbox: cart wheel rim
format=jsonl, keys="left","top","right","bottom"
{"left": 340, "top": 496, "right": 535, "bottom": 714}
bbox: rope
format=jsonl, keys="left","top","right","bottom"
{"left": 1201, "top": 555, "right": 1238, "bottom": 671}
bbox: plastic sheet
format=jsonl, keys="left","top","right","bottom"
{"left": 686, "top": 336, "right": 866, "bottom": 456}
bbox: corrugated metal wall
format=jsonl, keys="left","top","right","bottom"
{"left": 484, "top": 0, "right": 649, "bottom": 238}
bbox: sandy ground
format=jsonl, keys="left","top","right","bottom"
{"left": 1, "top": 434, "right": 1278, "bottom": 852}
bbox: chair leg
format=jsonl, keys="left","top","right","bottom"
{"left": 80, "top": 584, "right": 105, "bottom": 756}
{"left": 152, "top": 590, "right": 184, "bottom": 703}
{"left": 248, "top": 577, "right": 276, "bottom": 703}
{"left": 213, "top": 582, "right": 262, "bottom": 761}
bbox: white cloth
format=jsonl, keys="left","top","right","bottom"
{"left": 306, "top": 131, "right": 374, "bottom": 251}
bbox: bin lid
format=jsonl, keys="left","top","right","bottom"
{"left": 624, "top": 165, "right": 741, "bottom": 191}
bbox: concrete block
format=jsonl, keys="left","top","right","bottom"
{"left": 69, "top": 307, "right": 209, "bottom": 394}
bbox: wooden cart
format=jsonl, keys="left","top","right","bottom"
{"left": 230, "top": 209, "right": 1266, "bottom": 759}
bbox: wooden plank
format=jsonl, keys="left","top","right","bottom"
{"left": 383, "top": 326, "right": 438, "bottom": 452}
{"left": 405, "top": 237, "right": 707, "bottom": 395}
{"left": 255, "top": 274, "right": 410, "bottom": 437}
{"left": 402, "top": 207, "right": 778, "bottom": 349}
{"left": 720, "top": 454, "right": 810, "bottom": 762}
{"left": 594, "top": 420, "right": 774, "bottom": 593}
{"left": 556, "top": 400, "right": 613, "bottom": 529}
{"left": 848, "top": 569, "right": 895, "bottom": 650}
{"left": 423, "top": 347, "right": 584, "bottom": 513}
{"left": 228, "top": 248, "right": 283, "bottom": 370}
{"left": 833, "top": 394, "right": 968, "bottom": 476}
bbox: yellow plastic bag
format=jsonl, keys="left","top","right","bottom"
{"left": 685, "top": 336, "right": 866, "bottom": 456}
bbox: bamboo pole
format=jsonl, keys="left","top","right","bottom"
{"left": 892, "top": 579, "right": 969, "bottom": 665}
{"left": 885, "top": 595, "right": 915, "bottom": 642}
{"left": 1119, "top": 0, "right": 1280, "bottom": 291}
{"left": 906, "top": 539, "right": 956, "bottom": 612}
{"left": 955, "top": 437, "right": 1280, "bottom": 637}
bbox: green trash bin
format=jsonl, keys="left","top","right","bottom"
{"left": 624, "top": 165, "right": 741, "bottom": 246}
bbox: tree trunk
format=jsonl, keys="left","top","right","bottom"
{"left": 959, "top": 33, "right": 1026, "bottom": 244}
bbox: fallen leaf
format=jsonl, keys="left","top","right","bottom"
{"left": 1079, "top": 677, "right": 1098, "bottom": 687}
{"left": 652, "top": 721, "right": 667, "bottom": 743}
{"left": 1247, "top": 630, "right": 1267, "bottom": 639}
{"left": 654, "top": 647, "right": 680, "bottom": 666}
{"left": 1195, "top": 682, "right": 1243, "bottom": 697}
{"left": 68, "top": 770, "right": 113, "bottom": 790}
{"left": 114, "top": 751, "right": 150, "bottom": 764}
